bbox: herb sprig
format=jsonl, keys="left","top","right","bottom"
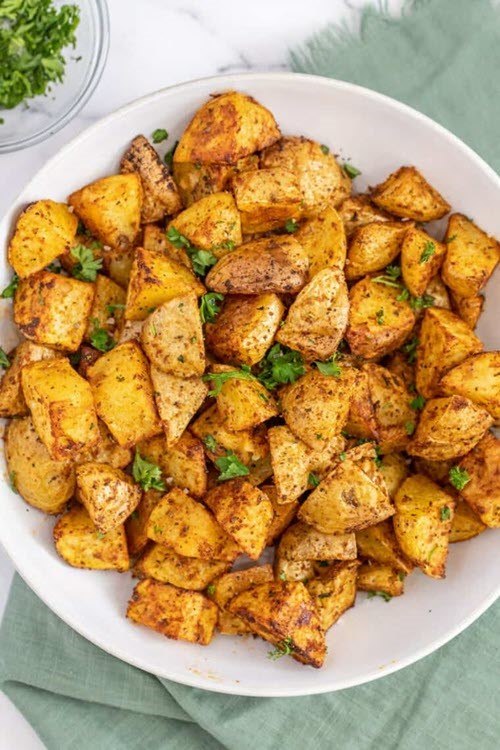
{"left": 257, "top": 344, "right": 305, "bottom": 390}
{"left": 203, "top": 366, "right": 257, "bottom": 396}
{"left": 268, "top": 637, "right": 294, "bottom": 660}
{"left": 132, "top": 451, "right": 166, "bottom": 492}
{"left": 70, "top": 243, "right": 103, "bottom": 282}
{"left": 167, "top": 226, "right": 217, "bottom": 277}
{"left": 449, "top": 466, "right": 470, "bottom": 491}
{"left": 200, "top": 292, "right": 224, "bottom": 324}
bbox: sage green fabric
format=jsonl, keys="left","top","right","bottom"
{"left": 2, "top": 0, "right": 500, "bottom": 747}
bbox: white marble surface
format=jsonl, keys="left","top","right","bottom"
{"left": 0, "top": 0, "right": 403, "bottom": 746}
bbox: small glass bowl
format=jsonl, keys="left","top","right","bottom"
{"left": 0, "top": 0, "right": 109, "bottom": 153}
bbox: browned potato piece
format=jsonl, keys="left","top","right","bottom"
{"left": 161, "top": 431, "right": 207, "bottom": 498}
{"left": 278, "top": 522, "right": 357, "bottom": 561}
{"left": 150, "top": 368, "right": 208, "bottom": 448}
{"left": 412, "top": 457, "right": 455, "bottom": 485}
{"left": 120, "top": 135, "right": 182, "bottom": 222}
{"left": 401, "top": 226, "right": 446, "bottom": 297}
{"left": 232, "top": 167, "right": 302, "bottom": 233}
{"left": 14, "top": 270, "right": 95, "bottom": 352}
{"left": 135, "top": 545, "right": 228, "bottom": 589}
{"left": 127, "top": 579, "right": 217, "bottom": 645}
{"left": 379, "top": 454, "right": 409, "bottom": 499}
{"left": 84, "top": 274, "right": 126, "bottom": 342}
{"left": 87, "top": 341, "right": 162, "bottom": 448}
{"left": 22, "top": 359, "right": 98, "bottom": 460}
{"left": 0, "top": 341, "right": 61, "bottom": 418}
{"left": 147, "top": 488, "right": 241, "bottom": 562}
{"left": 450, "top": 499, "right": 487, "bottom": 543}
{"left": 205, "top": 293, "right": 284, "bottom": 366}
{"left": 167, "top": 193, "right": 242, "bottom": 260}
{"left": 338, "top": 195, "right": 392, "bottom": 236}
{"left": 172, "top": 155, "right": 258, "bottom": 207}
{"left": 442, "top": 214, "right": 499, "bottom": 298}
{"left": 357, "top": 563, "right": 404, "bottom": 597}
{"left": 440, "top": 352, "right": 500, "bottom": 420}
{"left": 104, "top": 246, "right": 135, "bottom": 289}
{"left": 78, "top": 420, "right": 132, "bottom": 470}
{"left": 125, "top": 246, "right": 204, "bottom": 321}
{"left": 54, "top": 505, "right": 129, "bottom": 571}
{"left": 276, "top": 268, "right": 349, "bottom": 361}
{"left": 345, "top": 367, "right": 379, "bottom": 440}
{"left": 424, "top": 274, "right": 451, "bottom": 311}
{"left": 204, "top": 480, "right": 274, "bottom": 559}
{"left": 208, "top": 564, "right": 274, "bottom": 635}
{"left": 295, "top": 206, "right": 346, "bottom": 278}
{"left": 407, "top": 395, "right": 493, "bottom": 460}
{"left": 459, "top": 432, "right": 500, "bottom": 527}
{"left": 364, "top": 363, "right": 414, "bottom": 453}
{"left": 274, "top": 558, "right": 315, "bottom": 583}
{"left": 125, "top": 489, "right": 162, "bottom": 557}
{"left": 299, "top": 444, "right": 394, "bottom": 533}
{"left": 191, "top": 403, "right": 269, "bottom": 466}
{"left": 346, "top": 221, "right": 408, "bottom": 281}
{"left": 76, "top": 463, "right": 141, "bottom": 533}
{"left": 307, "top": 560, "right": 359, "bottom": 630}
{"left": 68, "top": 173, "right": 142, "bottom": 251}
{"left": 174, "top": 91, "right": 280, "bottom": 164}
{"left": 142, "top": 224, "right": 190, "bottom": 268}
{"left": 450, "top": 291, "right": 484, "bottom": 329}
{"left": 260, "top": 136, "right": 350, "bottom": 214}
{"left": 346, "top": 277, "right": 416, "bottom": 359}
{"left": 211, "top": 365, "right": 278, "bottom": 430}
{"left": 415, "top": 308, "right": 483, "bottom": 398}
{"left": 355, "top": 520, "right": 413, "bottom": 573}
{"left": 371, "top": 166, "right": 450, "bottom": 221}
{"left": 5, "top": 416, "right": 74, "bottom": 514}
{"left": 394, "top": 474, "right": 455, "bottom": 578}
{"left": 385, "top": 350, "right": 415, "bottom": 390}
{"left": 261, "top": 485, "right": 299, "bottom": 545}
{"left": 8, "top": 200, "right": 78, "bottom": 277}
{"left": 281, "top": 368, "right": 354, "bottom": 450}
{"left": 228, "top": 581, "right": 326, "bottom": 668}
{"left": 205, "top": 235, "right": 308, "bottom": 295}
{"left": 141, "top": 294, "right": 205, "bottom": 376}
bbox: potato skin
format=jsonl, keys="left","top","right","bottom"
{"left": 401, "top": 225, "right": 446, "bottom": 297}
{"left": 54, "top": 505, "right": 129, "bottom": 571}
{"left": 232, "top": 166, "right": 302, "bottom": 233}
{"left": 135, "top": 545, "right": 229, "bottom": 590}
{"left": 295, "top": 206, "right": 346, "bottom": 278}
{"left": 440, "top": 352, "right": 500, "bottom": 421}
{"left": 441, "top": 214, "right": 499, "bottom": 298}
{"left": 208, "top": 564, "right": 274, "bottom": 635}
{"left": 346, "top": 221, "right": 408, "bottom": 281}
{"left": 150, "top": 368, "right": 208, "bottom": 448}
{"left": 371, "top": 166, "right": 450, "bottom": 221}
{"left": 278, "top": 522, "right": 357, "bottom": 562}
{"left": 0, "top": 341, "right": 62, "bottom": 418}
{"left": 458, "top": 432, "right": 500, "bottom": 527}
{"left": 5, "top": 416, "right": 75, "bottom": 514}
{"left": 76, "top": 462, "right": 141, "bottom": 534}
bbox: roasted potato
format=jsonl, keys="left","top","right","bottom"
{"left": 78, "top": 420, "right": 132, "bottom": 469}
{"left": 344, "top": 367, "right": 379, "bottom": 440}
{"left": 135, "top": 545, "right": 228, "bottom": 590}
{"left": 338, "top": 195, "right": 392, "bottom": 236}
{"left": 441, "top": 214, "right": 499, "bottom": 298}
{"left": 307, "top": 560, "right": 359, "bottom": 630}
{"left": 172, "top": 155, "right": 258, "bottom": 207}
{"left": 160, "top": 431, "right": 207, "bottom": 497}
{"left": 294, "top": 205, "right": 346, "bottom": 278}
{"left": 450, "top": 499, "right": 487, "bottom": 543}
{"left": 150, "top": 368, "right": 208, "bottom": 448}
{"left": 104, "top": 246, "right": 135, "bottom": 289}
{"left": 207, "top": 564, "right": 274, "bottom": 635}
{"left": 278, "top": 522, "right": 357, "bottom": 562}
{"left": 142, "top": 223, "right": 190, "bottom": 268}
{"left": 54, "top": 504, "right": 129, "bottom": 571}
{"left": 357, "top": 563, "right": 404, "bottom": 597}
{"left": 363, "top": 363, "right": 415, "bottom": 453}
{"left": 211, "top": 364, "right": 278, "bottom": 430}
{"left": 125, "top": 489, "right": 162, "bottom": 557}
{"left": 355, "top": 519, "right": 413, "bottom": 573}
{"left": 260, "top": 485, "right": 299, "bottom": 545}
{"left": 0, "top": 340, "right": 61, "bottom": 418}
{"left": 440, "top": 352, "right": 500, "bottom": 420}
{"left": 274, "top": 558, "right": 315, "bottom": 583}
{"left": 371, "top": 166, "right": 450, "bottom": 221}
{"left": 167, "top": 192, "right": 242, "bottom": 259}
{"left": 232, "top": 166, "right": 302, "bottom": 233}
{"left": 400, "top": 226, "right": 446, "bottom": 297}
{"left": 424, "top": 274, "right": 451, "bottom": 311}
{"left": 346, "top": 221, "right": 408, "bottom": 281}
{"left": 450, "top": 291, "right": 484, "bottom": 329}
{"left": 411, "top": 456, "right": 455, "bottom": 486}
{"left": 76, "top": 462, "right": 141, "bottom": 533}
{"left": 191, "top": 403, "right": 269, "bottom": 467}
{"left": 458, "top": 432, "right": 500, "bottom": 527}
{"left": 378, "top": 453, "right": 409, "bottom": 499}
{"left": 8, "top": 200, "right": 78, "bottom": 277}
{"left": 84, "top": 274, "right": 126, "bottom": 342}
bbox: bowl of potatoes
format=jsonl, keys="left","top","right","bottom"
{"left": 0, "top": 73, "right": 498, "bottom": 696}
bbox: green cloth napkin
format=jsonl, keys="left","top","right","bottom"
{"left": 2, "top": 0, "right": 500, "bottom": 747}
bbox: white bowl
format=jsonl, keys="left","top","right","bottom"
{"left": 0, "top": 73, "right": 498, "bottom": 697}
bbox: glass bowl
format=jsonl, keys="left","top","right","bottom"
{"left": 0, "top": 0, "right": 109, "bottom": 153}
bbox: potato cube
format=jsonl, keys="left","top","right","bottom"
{"left": 161, "top": 431, "right": 207, "bottom": 498}
{"left": 357, "top": 563, "right": 404, "bottom": 597}
{"left": 166, "top": 192, "right": 242, "bottom": 259}
{"left": 440, "top": 352, "right": 500, "bottom": 420}
{"left": 401, "top": 225, "right": 447, "bottom": 297}
{"left": 14, "top": 270, "right": 95, "bottom": 351}
{"left": 338, "top": 195, "right": 391, "bottom": 236}
{"left": 76, "top": 462, "right": 141, "bottom": 533}
{"left": 442, "top": 214, "right": 499, "bottom": 298}
{"left": 295, "top": 206, "right": 346, "bottom": 277}
{"left": 260, "top": 485, "right": 299, "bottom": 546}
{"left": 346, "top": 221, "right": 408, "bottom": 281}
{"left": 458, "top": 432, "right": 500, "bottom": 527}
{"left": 371, "top": 166, "right": 450, "bottom": 221}
{"left": 363, "top": 363, "right": 415, "bottom": 453}
{"left": 135, "top": 545, "right": 229, "bottom": 590}
{"left": 232, "top": 166, "right": 302, "bottom": 233}
{"left": 211, "top": 364, "right": 278, "bottom": 431}
{"left": 274, "top": 558, "right": 315, "bottom": 583}
{"left": 450, "top": 499, "right": 487, "bottom": 543}
{"left": 450, "top": 291, "right": 484, "bottom": 329}
{"left": 142, "top": 224, "right": 190, "bottom": 268}
{"left": 355, "top": 520, "right": 413, "bottom": 573}
{"left": 150, "top": 368, "right": 208, "bottom": 448}
{"left": 54, "top": 505, "right": 129, "bottom": 571}
{"left": 345, "top": 366, "right": 379, "bottom": 440}
{"left": 77, "top": 420, "right": 132, "bottom": 470}
{"left": 278, "top": 522, "right": 357, "bottom": 562}
{"left": 307, "top": 560, "right": 359, "bottom": 630}
{"left": 412, "top": 457, "right": 455, "bottom": 486}
{"left": 0, "top": 341, "right": 62, "bottom": 418}
{"left": 208, "top": 564, "right": 274, "bottom": 635}
{"left": 84, "top": 274, "right": 126, "bottom": 342}
{"left": 173, "top": 155, "right": 258, "bottom": 207}
{"left": 125, "top": 489, "right": 163, "bottom": 557}
{"left": 191, "top": 403, "right": 269, "bottom": 466}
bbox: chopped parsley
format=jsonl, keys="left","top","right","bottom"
{"left": 339, "top": 452, "right": 347, "bottom": 462}
{"left": 449, "top": 466, "right": 470, "bottom": 491}
{"left": 164, "top": 140, "right": 178, "bottom": 168}
{"left": 1, "top": 274, "right": 19, "bottom": 298}
{"left": 9, "top": 470, "right": 18, "bottom": 494}
{"left": 89, "top": 319, "right": 115, "bottom": 352}
{"left": 440, "top": 505, "right": 451, "bottom": 521}
{"left": 200, "top": 292, "right": 224, "bottom": 323}
{"left": 315, "top": 354, "right": 342, "bottom": 377}
{"left": 410, "top": 294, "right": 435, "bottom": 311}
{"left": 409, "top": 394, "right": 426, "bottom": 410}
{"left": 215, "top": 451, "right": 249, "bottom": 482}
{"left": 372, "top": 265, "right": 402, "bottom": 289}
{"left": 257, "top": 344, "right": 305, "bottom": 390}
{"left": 70, "top": 243, "right": 103, "bottom": 282}
{"left": 203, "top": 365, "right": 257, "bottom": 396}
{"left": 284, "top": 218, "right": 298, "bottom": 233}
{"left": 367, "top": 590, "right": 392, "bottom": 602}
{"left": 308, "top": 472, "right": 320, "bottom": 488}
{"left": 372, "top": 265, "right": 435, "bottom": 311}
{"left": 320, "top": 144, "right": 330, "bottom": 155}
{"left": 268, "top": 637, "right": 294, "bottom": 660}
{"left": 152, "top": 128, "right": 168, "bottom": 143}
{"left": 166, "top": 226, "right": 217, "bottom": 277}
{"left": 375, "top": 308, "right": 385, "bottom": 326}
{"left": 343, "top": 163, "right": 361, "bottom": 178}
{"left": 318, "top": 592, "right": 332, "bottom": 599}
{"left": 419, "top": 240, "right": 436, "bottom": 264}
{"left": 206, "top": 584, "right": 216, "bottom": 596}
{"left": 0, "top": 347, "right": 11, "bottom": 369}
{"left": 279, "top": 571, "right": 287, "bottom": 581}
{"left": 401, "top": 336, "right": 419, "bottom": 364}
{"left": 374, "top": 445, "right": 383, "bottom": 467}
{"left": 106, "top": 303, "right": 126, "bottom": 315}
{"left": 202, "top": 434, "right": 218, "bottom": 453}
{"left": 405, "top": 421, "right": 416, "bottom": 436}
{"left": 132, "top": 451, "right": 166, "bottom": 492}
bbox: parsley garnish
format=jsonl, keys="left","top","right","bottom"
{"left": 200, "top": 292, "right": 224, "bottom": 323}
{"left": 89, "top": 319, "right": 115, "bottom": 352}
{"left": 372, "top": 265, "right": 402, "bottom": 289}
{"left": 257, "top": 344, "right": 305, "bottom": 390}
{"left": 284, "top": 218, "right": 298, "bottom": 233}
{"left": 9, "top": 470, "right": 18, "bottom": 494}
{"left": 0, "top": 347, "right": 11, "bottom": 369}
{"left": 445, "top": 235, "right": 457, "bottom": 244}
{"left": 164, "top": 140, "right": 178, "bottom": 168}
{"left": 318, "top": 592, "right": 332, "bottom": 599}
{"left": 203, "top": 434, "right": 218, "bottom": 453}
{"left": 166, "top": 226, "right": 217, "bottom": 277}
{"left": 206, "top": 584, "right": 216, "bottom": 596}
{"left": 1, "top": 274, "right": 19, "bottom": 298}
{"left": 343, "top": 163, "right": 361, "bottom": 178}
{"left": 339, "top": 452, "right": 347, "bottom": 461}
{"left": 440, "top": 506, "right": 451, "bottom": 521}
{"left": 203, "top": 365, "right": 257, "bottom": 396}
{"left": 70, "top": 243, "right": 103, "bottom": 282}
{"left": 106, "top": 303, "right": 125, "bottom": 315}
{"left": 410, "top": 294, "right": 435, "bottom": 311}
{"left": 405, "top": 421, "right": 415, "bottom": 436}
{"left": 375, "top": 308, "right": 385, "bottom": 326}
{"left": 419, "top": 241, "right": 436, "bottom": 264}
{"left": 320, "top": 144, "right": 330, "bottom": 155}
{"left": 367, "top": 590, "right": 392, "bottom": 602}
{"left": 152, "top": 128, "right": 168, "bottom": 143}
{"left": 268, "top": 637, "right": 294, "bottom": 660}
{"left": 308, "top": 472, "right": 320, "bottom": 488}
{"left": 132, "top": 451, "right": 166, "bottom": 492}
{"left": 449, "top": 466, "right": 470, "bottom": 491}
{"left": 401, "top": 336, "right": 419, "bottom": 364}
{"left": 315, "top": 354, "right": 342, "bottom": 377}
{"left": 215, "top": 451, "right": 249, "bottom": 482}
{"left": 373, "top": 266, "right": 434, "bottom": 311}
{"left": 374, "top": 445, "right": 383, "bottom": 467}
{"left": 279, "top": 571, "right": 287, "bottom": 581}
{"left": 409, "top": 394, "right": 426, "bottom": 410}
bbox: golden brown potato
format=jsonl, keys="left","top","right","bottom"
{"left": 125, "top": 246, "right": 204, "bottom": 321}
{"left": 450, "top": 499, "right": 487, "bottom": 543}
{"left": 294, "top": 205, "right": 346, "bottom": 278}
{"left": 407, "top": 395, "right": 493, "bottom": 460}
{"left": 104, "top": 246, "right": 135, "bottom": 289}
{"left": 150, "top": 368, "right": 208, "bottom": 448}
{"left": 424, "top": 274, "right": 451, "bottom": 311}
{"left": 208, "top": 564, "right": 274, "bottom": 635}
{"left": 378, "top": 453, "right": 409, "bottom": 499}
{"left": 458, "top": 432, "right": 500, "bottom": 527}
{"left": 261, "top": 485, "right": 299, "bottom": 545}
{"left": 276, "top": 268, "right": 349, "bottom": 361}
{"left": 260, "top": 136, "right": 351, "bottom": 214}
{"left": 8, "top": 200, "right": 78, "bottom": 278}
{"left": 232, "top": 167, "right": 302, "bottom": 233}
{"left": 415, "top": 308, "right": 483, "bottom": 398}
{"left": 84, "top": 274, "right": 126, "bottom": 342}
{"left": 344, "top": 367, "right": 379, "bottom": 440}
{"left": 205, "top": 293, "right": 284, "bottom": 366}
{"left": 0, "top": 341, "right": 61, "bottom": 418}
{"left": 161, "top": 431, "right": 207, "bottom": 498}
{"left": 142, "top": 223, "right": 190, "bottom": 268}
{"left": 274, "top": 558, "right": 315, "bottom": 583}
{"left": 346, "top": 277, "right": 416, "bottom": 359}
{"left": 135, "top": 545, "right": 228, "bottom": 590}
{"left": 191, "top": 403, "right": 269, "bottom": 467}
{"left": 307, "top": 560, "right": 359, "bottom": 630}
{"left": 441, "top": 214, "right": 499, "bottom": 298}
{"left": 172, "top": 155, "right": 258, "bottom": 207}
{"left": 120, "top": 135, "right": 182, "bottom": 222}
{"left": 385, "top": 350, "right": 415, "bottom": 390}
{"left": 21, "top": 359, "right": 98, "bottom": 460}
{"left": 355, "top": 520, "right": 413, "bottom": 573}
{"left": 228, "top": 581, "right": 326, "bottom": 668}
{"left": 299, "top": 444, "right": 394, "bottom": 533}
{"left": 363, "top": 363, "right": 414, "bottom": 453}
{"left": 76, "top": 462, "right": 141, "bottom": 533}
{"left": 278, "top": 522, "right": 357, "bottom": 562}
{"left": 5, "top": 416, "right": 74, "bottom": 514}
{"left": 400, "top": 226, "right": 446, "bottom": 297}
{"left": 174, "top": 91, "right": 280, "bottom": 164}
{"left": 127, "top": 579, "right": 218, "bottom": 645}
{"left": 141, "top": 294, "right": 205, "bottom": 377}
{"left": 54, "top": 505, "right": 129, "bottom": 571}
{"left": 147, "top": 488, "right": 241, "bottom": 562}
{"left": 394, "top": 474, "right": 455, "bottom": 578}
{"left": 440, "top": 352, "right": 500, "bottom": 420}
{"left": 412, "top": 456, "right": 455, "bottom": 485}
{"left": 125, "top": 489, "right": 162, "bottom": 557}
{"left": 338, "top": 195, "right": 392, "bottom": 236}
{"left": 205, "top": 235, "right": 308, "bottom": 295}
{"left": 166, "top": 192, "right": 242, "bottom": 259}
{"left": 204, "top": 480, "right": 274, "bottom": 559}
{"left": 211, "top": 365, "right": 278, "bottom": 430}
{"left": 371, "top": 166, "right": 450, "bottom": 221}
{"left": 346, "top": 221, "right": 408, "bottom": 281}
{"left": 450, "top": 291, "right": 484, "bottom": 329}
{"left": 87, "top": 341, "right": 162, "bottom": 448}
{"left": 68, "top": 173, "right": 142, "bottom": 251}
{"left": 281, "top": 368, "right": 354, "bottom": 450}
{"left": 14, "top": 270, "right": 95, "bottom": 352}
{"left": 78, "top": 420, "right": 132, "bottom": 469}
{"left": 357, "top": 563, "right": 404, "bottom": 597}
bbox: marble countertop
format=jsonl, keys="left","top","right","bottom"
{"left": 0, "top": 0, "right": 402, "bottom": 746}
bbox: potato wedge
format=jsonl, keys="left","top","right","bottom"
{"left": 450, "top": 499, "right": 487, "bottom": 543}
{"left": 424, "top": 274, "right": 451, "bottom": 311}
{"left": 83, "top": 274, "right": 126, "bottom": 343}
{"left": 127, "top": 579, "right": 217, "bottom": 645}
{"left": 142, "top": 223, "right": 190, "bottom": 268}
{"left": 274, "top": 558, "right": 315, "bottom": 583}
{"left": 458, "top": 432, "right": 500, "bottom": 527}
{"left": 401, "top": 226, "right": 446, "bottom": 297}
{"left": 346, "top": 221, "right": 408, "bottom": 281}
{"left": 344, "top": 367, "right": 379, "bottom": 440}
{"left": 338, "top": 195, "right": 392, "bottom": 236}
{"left": 450, "top": 291, "right": 484, "bottom": 329}
{"left": 278, "top": 522, "right": 357, "bottom": 562}
{"left": 172, "top": 155, "right": 258, "bottom": 207}
{"left": 161, "top": 431, "right": 207, "bottom": 498}
{"left": 355, "top": 520, "right": 413, "bottom": 573}
{"left": 208, "top": 564, "right": 274, "bottom": 635}
{"left": 232, "top": 166, "right": 302, "bottom": 233}
{"left": 378, "top": 453, "right": 409, "bottom": 499}
{"left": 150, "top": 368, "right": 208, "bottom": 448}
{"left": 357, "top": 563, "right": 404, "bottom": 597}
{"left": 440, "top": 352, "right": 500, "bottom": 420}
{"left": 125, "top": 489, "right": 162, "bottom": 557}
{"left": 191, "top": 403, "right": 269, "bottom": 466}
{"left": 371, "top": 166, "right": 450, "bottom": 221}
{"left": 0, "top": 341, "right": 61, "bottom": 418}
{"left": 442, "top": 214, "right": 499, "bottom": 298}
{"left": 364, "top": 363, "right": 414, "bottom": 453}
{"left": 167, "top": 192, "right": 242, "bottom": 259}
{"left": 76, "top": 462, "right": 141, "bottom": 533}
{"left": 211, "top": 364, "right": 278, "bottom": 430}
{"left": 306, "top": 560, "right": 359, "bottom": 630}
{"left": 54, "top": 505, "right": 129, "bottom": 571}
{"left": 135, "top": 545, "right": 228, "bottom": 590}
{"left": 294, "top": 205, "right": 346, "bottom": 278}
{"left": 260, "top": 485, "right": 299, "bottom": 546}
